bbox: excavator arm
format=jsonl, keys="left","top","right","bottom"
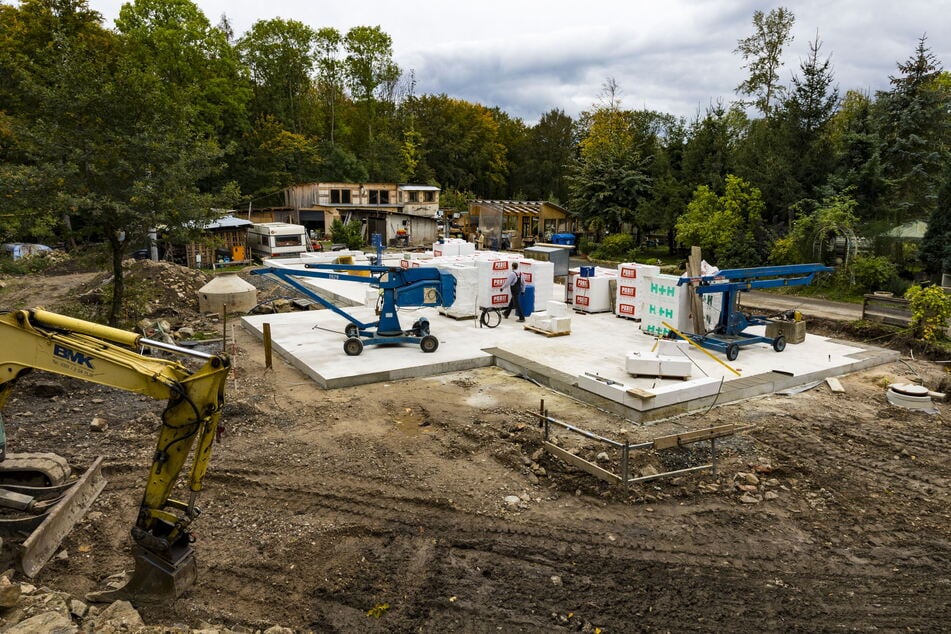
{"left": 0, "top": 308, "right": 230, "bottom": 603}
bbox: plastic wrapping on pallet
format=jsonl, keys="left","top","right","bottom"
{"left": 438, "top": 264, "right": 481, "bottom": 317}
{"left": 615, "top": 262, "right": 661, "bottom": 320}
{"left": 432, "top": 239, "right": 475, "bottom": 258}
{"left": 572, "top": 273, "right": 615, "bottom": 313}
{"left": 639, "top": 273, "right": 691, "bottom": 336}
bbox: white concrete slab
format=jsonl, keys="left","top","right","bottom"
{"left": 240, "top": 278, "right": 898, "bottom": 422}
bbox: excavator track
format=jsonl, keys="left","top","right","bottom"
{"left": 0, "top": 456, "right": 107, "bottom": 577}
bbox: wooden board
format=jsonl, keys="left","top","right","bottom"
{"left": 626, "top": 387, "right": 656, "bottom": 400}
{"left": 826, "top": 377, "right": 846, "bottom": 393}
{"left": 543, "top": 442, "right": 620, "bottom": 484}
{"left": 523, "top": 324, "right": 571, "bottom": 337}
{"left": 652, "top": 423, "right": 752, "bottom": 450}
{"left": 687, "top": 246, "right": 705, "bottom": 334}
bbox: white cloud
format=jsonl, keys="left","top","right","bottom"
{"left": 85, "top": 0, "right": 950, "bottom": 122}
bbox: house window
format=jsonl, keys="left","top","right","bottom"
{"left": 424, "top": 191, "right": 435, "bottom": 202}
{"left": 406, "top": 191, "right": 419, "bottom": 202}
{"left": 330, "top": 189, "right": 351, "bottom": 204}
{"left": 369, "top": 190, "right": 390, "bottom": 204}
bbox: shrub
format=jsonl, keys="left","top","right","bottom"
{"left": 0, "top": 252, "right": 54, "bottom": 275}
{"left": 590, "top": 233, "right": 636, "bottom": 261}
{"left": 850, "top": 255, "right": 897, "bottom": 292}
{"left": 904, "top": 284, "right": 951, "bottom": 341}
{"left": 330, "top": 220, "right": 364, "bottom": 250}
{"left": 577, "top": 236, "right": 595, "bottom": 256}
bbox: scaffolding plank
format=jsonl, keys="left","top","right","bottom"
{"left": 543, "top": 442, "right": 620, "bottom": 484}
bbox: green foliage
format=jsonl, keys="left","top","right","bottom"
{"left": 904, "top": 284, "right": 951, "bottom": 341}
{"left": 734, "top": 7, "right": 795, "bottom": 117}
{"left": 407, "top": 95, "right": 508, "bottom": 195}
{"left": 920, "top": 164, "right": 951, "bottom": 275}
{"left": 769, "top": 193, "right": 858, "bottom": 264}
{"left": 675, "top": 174, "right": 765, "bottom": 266}
{"left": 330, "top": 219, "right": 364, "bottom": 249}
{"left": 577, "top": 236, "right": 595, "bottom": 256}
{"left": 850, "top": 255, "right": 897, "bottom": 292}
{"left": 0, "top": 252, "right": 54, "bottom": 275}
{"left": 237, "top": 18, "right": 318, "bottom": 134}
{"left": 590, "top": 233, "right": 636, "bottom": 261}
{"left": 876, "top": 36, "right": 950, "bottom": 227}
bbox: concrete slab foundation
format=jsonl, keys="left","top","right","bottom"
{"left": 241, "top": 283, "right": 898, "bottom": 423}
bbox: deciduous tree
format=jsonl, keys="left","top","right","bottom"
{"left": 734, "top": 7, "right": 795, "bottom": 118}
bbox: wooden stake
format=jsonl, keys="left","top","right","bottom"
{"left": 263, "top": 322, "right": 273, "bottom": 369}
{"left": 687, "top": 246, "right": 705, "bottom": 334}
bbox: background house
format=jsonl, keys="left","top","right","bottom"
{"left": 280, "top": 182, "right": 441, "bottom": 246}
{"left": 467, "top": 200, "right": 573, "bottom": 249}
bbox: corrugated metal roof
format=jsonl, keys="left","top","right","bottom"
{"left": 205, "top": 214, "right": 254, "bottom": 229}
{"left": 399, "top": 184, "right": 441, "bottom": 191}
{"left": 470, "top": 200, "right": 568, "bottom": 215}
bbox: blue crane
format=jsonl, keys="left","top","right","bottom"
{"left": 675, "top": 263, "right": 833, "bottom": 361}
{"left": 251, "top": 263, "right": 456, "bottom": 356}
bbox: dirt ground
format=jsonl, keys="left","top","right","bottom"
{"left": 1, "top": 264, "right": 949, "bottom": 632}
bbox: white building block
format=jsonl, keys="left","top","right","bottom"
{"left": 547, "top": 301, "right": 569, "bottom": 318}
{"left": 549, "top": 316, "right": 571, "bottom": 333}
{"left": 576, "top": 374, "right": 722, "bottom": 411}
{"left": 573, "top": 275, "right": 614, "bottom": 313}
{"left": 625, "top": 351, "right": 692, "bottom": 378}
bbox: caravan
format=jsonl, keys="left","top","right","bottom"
{"left": 247, "top": 222, "right": 309, "bottom": 260}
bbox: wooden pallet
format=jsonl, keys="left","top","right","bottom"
{"left": 523, "top": 324, "right": 571, "bottom": 337}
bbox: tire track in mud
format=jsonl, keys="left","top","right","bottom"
{"left": 752, "top": 425, "right": 949, "bottom": 499}
{"left": 203, "top": 470, "right": 790, "bottom": 568}
{"left": 97, "top": 458, "right": 951, "bottom": 631}
{"left": 203, "top": 471, "right": 949, "bottom": 625}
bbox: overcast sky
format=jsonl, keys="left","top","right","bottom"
{"left": 85, "top": 0, "right": 950, "bottom": 123}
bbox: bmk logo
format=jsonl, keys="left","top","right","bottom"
{"left": 53, "top": 344, "right": 94, "bottom": 369}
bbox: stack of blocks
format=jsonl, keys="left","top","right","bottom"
{"left": 477, "top": 259, "right": 515, "bottom": 309}
{"left": 614, "top": 263, "right": 661, "bottom": 320}
{"left": 526, "top": 301, "right": 571, "bottom": 334}
{"left": 639, "top": 273, "right": 691, "bottom": 337}
{"left": 571, "top": 269, "right": 616, "bottom": 313}
{"left": 432, "top": 239, "right": 476, "bottom": 258}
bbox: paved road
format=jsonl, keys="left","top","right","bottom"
{"left": 739, "top": 291, "right": 863, "bottom": 322}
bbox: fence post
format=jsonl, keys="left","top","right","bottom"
{"left": 620, "top": 443, "right": 630, "bottom": 491}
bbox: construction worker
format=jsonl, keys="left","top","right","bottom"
{"left": 502, "top": 262, "right": 525, "bottom": 322}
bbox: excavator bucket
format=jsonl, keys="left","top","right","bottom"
{"left": 86, "top": 541, "right": 197, "bottom": 605}
{"left": 0, "top": 456, "right": 108, "bottom": 578}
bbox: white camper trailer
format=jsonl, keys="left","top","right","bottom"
{"left": 247, "top": 222, "right": 308, "bottom": 260}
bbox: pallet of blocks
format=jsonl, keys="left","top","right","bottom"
{"left": 525, "top": 300, "right": 572, "bottom": 336}
{"left": 626, "top": 340, "right": 693, "bottom": 379}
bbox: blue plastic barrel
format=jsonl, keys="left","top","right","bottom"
{"left": 580, "top": 265, "right": 595, "bottom": 277}
{"left": 521, "top": 285, "right": 535, "bottom": 317}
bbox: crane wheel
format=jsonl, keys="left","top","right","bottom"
{"left": 344, "top": 337, "right": 364, "bottom": 356}
{"left": 773, "top": 335, "right": 786, "bottom": 352}
{"left": 420, "top": 335, "right": 439, "bottom": 353}
{"left": 726, "top": 343, "right": 740, "bottom": 362}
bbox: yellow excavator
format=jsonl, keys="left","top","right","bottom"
{"left": 0, "top": 308, "right": 229, "bottom": 604}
